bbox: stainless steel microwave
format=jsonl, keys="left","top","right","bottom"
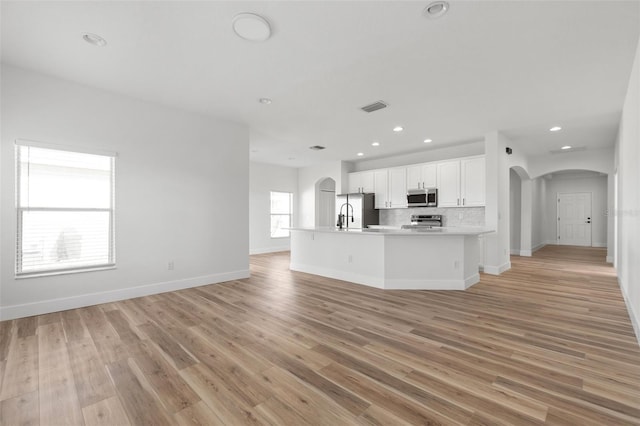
{"left": 407, "top": 188, "right": 437, "bottom": 207}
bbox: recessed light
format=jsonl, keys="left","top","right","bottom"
{"left": 423, "top": 139, "right": 433, "bottom": 143}
{"left": 393, "top": 126, "right": 404, "bottom": 132}
{"left": 82, "top": 33, "right": 107, "bottom": 47}
{"left": 372, "top": 142, "right": 380, "bottom": 147}
{"left": 561, "top": 145, "right": 572, "bottom": 150}
{"left": 357, "top": 152, "right": 364, "bottom": 157}
{"left": 232, "top": 13, "right": 271, "bottom": 42}
{"left": 550, "top": 126, "right": 562, "bottom": 132}
{"left": 259, "top": 98, "right": 272, "bottom": 104}
{"left": 424, "top": 1, "right": 449, "bottom": 19}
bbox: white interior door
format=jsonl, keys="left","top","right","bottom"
{"left": 318, "top": 190, "right": 336, "bottom": 227}
{"left": 557, "top": 192, "right": 592, "bottom": 246}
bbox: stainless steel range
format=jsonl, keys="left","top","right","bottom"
{"left": 401, "top": 214, "right": 443, "bottom": 229}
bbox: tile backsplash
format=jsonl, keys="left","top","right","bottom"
{"left": 379, "top": 207, "right": 485, "bottom": 227}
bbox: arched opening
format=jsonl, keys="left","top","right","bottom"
{"left": 315, "top": 177, "right": 336, "bottom": 227}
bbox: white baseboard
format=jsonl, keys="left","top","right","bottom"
{"left": 519, "top": 249, "right": 532, "bottom": 257}
{"left": 619, "top": 278, "right": 640, "bottom": 347}
{"left": 483, "top": 261, "right": 511, "bottom": 275}
{"left": 532, "top": 243, "right": 546, "bottom": 253}
{"left": 545, "top": 240, "right": 559, "bottom": 245}
{"left": 606, "top": 255, "right": 613, "bottom": 263}
{"left": 592, "top": 242, "right": 607, "bottom": 248}
{"left": 0, "top": 269, "right": 250, "bottom": 321}
{"left": 250, "top": 247, "right": 290, "bottom": 255}
{"left": 510, "top": 249, "right": 520, "bottom": 255}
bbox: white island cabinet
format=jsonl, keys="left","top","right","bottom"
{"left": 290, "top": 227, "right": 493, "bottom": 290}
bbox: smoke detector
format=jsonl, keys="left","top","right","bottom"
{"left": 424, "top": 1, "right": 449, "bottom": 19}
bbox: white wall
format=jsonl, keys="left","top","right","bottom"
{"left": 0, "top": 65, "right": 250, "bottom": 320}
{"left": 483, "top": 131, "right": 512, "bottom": 274}
{"left": 510, "top": 169, "right": 522, "bottom": 253}
{"left": 352, "top": 141, "right": 484, "bottom": 172}
{"left": 531, "top": 177, "right": 547, "bottom": 250}
{"left": 249, "top": 162, "right": 298, "bottom": 254}
{"left": 543, "top": 173, "right": 608, "bottom": 247}
{"left": 615, "top": 36, "right": 640, "bottom": 343}
{"left": 297, "top": 161, "right": 348, "bottom": 228}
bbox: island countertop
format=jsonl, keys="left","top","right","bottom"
{"left": 289, "top": 226, "right": 494, "bottom": 236}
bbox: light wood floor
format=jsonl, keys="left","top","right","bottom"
{"left": 1, "top": 245, "right": 639, "bottom": 425}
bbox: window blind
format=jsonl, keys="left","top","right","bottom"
{"left": 16, "top": 142, "right": 116, "bottom": 276}
{"left": 270, "top": 191, "right": 292, "bottom": 238}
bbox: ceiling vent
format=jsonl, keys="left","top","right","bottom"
{"left": 549, "top": 146, "right": 586, "bottom": 154}
{"left": 360, "top": 101, "right": 388, "bottom": 113}
{"left": 309, "top": 145, "right": 326, "bottom": 151}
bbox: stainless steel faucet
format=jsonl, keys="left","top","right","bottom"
{"left": 337, "top": 202, "right": 354, "bottom": 229}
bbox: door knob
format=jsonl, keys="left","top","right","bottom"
{"left": 586, "top": 221, "right": 591, "bottom": 224}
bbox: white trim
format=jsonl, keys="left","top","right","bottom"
{"left": 483, "top": 261, "right": 511, "bottom": 275}
{"left": 592, "top": 242, "right": 607, "bottom": 248}
{"left": 619, "top": 278, "right": 640, "bottom": 347}
{"left": 606, "top": 256, "right": 613, "bottom": 263}
{"left": 250, "top": 247, "right": 290, "bottom": 255}
{"left": 510, "top": 248, "right": 520, "bottom": 255}
{"left": 0, "top": 269, "right": 249, "bottom": 321}
{"left": 15, "top": 138, "right": 118, "bottom": 157}
{"left": 519, "top": 249, "right": 532, "bottom": 257}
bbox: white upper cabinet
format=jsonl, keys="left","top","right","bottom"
{"left": 388, "top": 167, "right": 408, "bottom": 208}
{"left": 436, "top": 160, "right": 461, "bottom": 207}
{"left": 406, "top": 163, "right": 437, "bottom": 190}
{"left": 461, "top": 157, "right": 485, "bottom": 206}
{"left": 436, "top": 156, "right": 485, "bottom": 207}
{"left": 349, "top": 155, "right": 484, "bottom": 210}
{"left": 348, "top": 171, "right": 375, "bottom": 193}
{"left": 373, "top": 168, "right": 407, "bottom": 209}
{"left": 373, "top": 169, "right": 389, "bottom": 209}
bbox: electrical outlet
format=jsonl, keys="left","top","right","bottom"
{"left": 168, "top": 261, "right": 174, "bottom": 270}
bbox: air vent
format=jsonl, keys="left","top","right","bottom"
{"left": 309, "top": 145, "right": 326, "bottom": 151}
{"left": 360, "top": 101, "right": 388, "bottom": 113}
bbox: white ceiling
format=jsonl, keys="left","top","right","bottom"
{"left": 2, "top": 1, "right": 639, "bottom": 167}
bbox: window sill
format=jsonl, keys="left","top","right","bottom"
{"left": 16, "top": 264, "right": 116, "bottom": 279}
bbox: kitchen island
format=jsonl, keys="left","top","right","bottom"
{"left": 289, "top": 227, "right": 493, "bottom": 290}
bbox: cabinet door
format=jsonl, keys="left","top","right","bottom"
{"left": 422, "top": 164, "right": 437, "bottom": 188}
{"left": 388, "top": 167, "right": 408, "bottom": 208}
{"left": 360, "top": 171, "right": 375, "bottom": 193}
{"left": 461, "top": 157, "right": 485, "bottom": 206}
{"left": 406, "top": 165, "right": 422, "bottom": 190}
{"left": 348, "top": 172, "right": 362, "bottom": 193}
{"left": 437, "top": 161, "right": 461, "bottom": 207}
{"left": 373, "top": 170, "right": 389, "bottom": 209}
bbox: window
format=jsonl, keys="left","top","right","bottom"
{"left": 270, "top": 191, "right": 292, "bottom": 238}
{"left": 16, "top": 141, "right": 116, "bottom": 276}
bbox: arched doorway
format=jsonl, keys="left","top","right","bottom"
{"left": 315, "top": 177, "right": 336, "bottom": 227}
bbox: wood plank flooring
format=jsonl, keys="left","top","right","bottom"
{"left": 1, "top": 245, "right": 639, "bottom": 425}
